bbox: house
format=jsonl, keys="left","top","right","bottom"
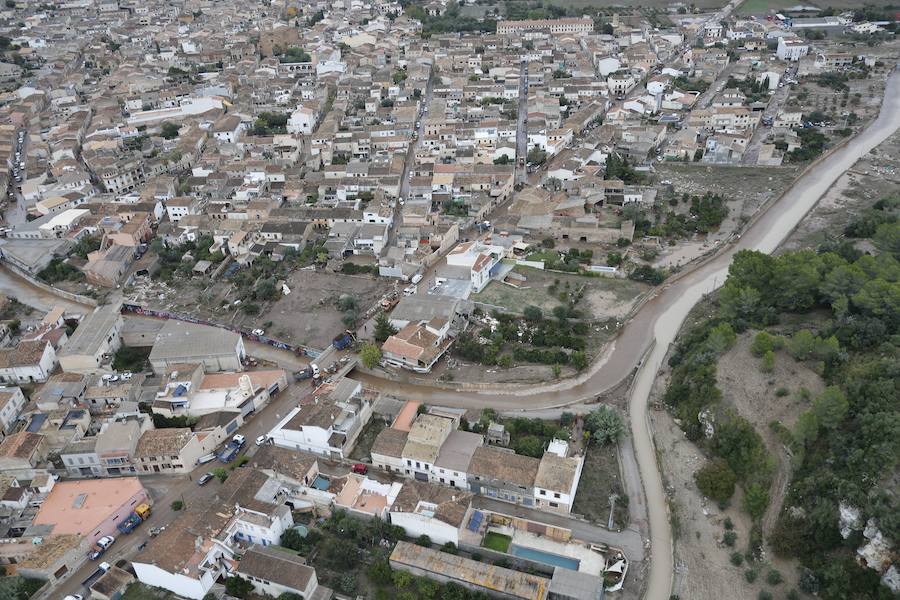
{"left": 776, "top": 37, "right": 809, "bottom": 62}
{"left": 467, "top": 446, "right": 540, "bottom": 508}
{"left": 0, "top": 386, "right": 26, "bottom": 432}
{"left": 90, "top": 566, "right": 135, "bottom": 600}
{"left": 58, "top": 305, "right": 123, "bottom": 374}
{"left": 370, "top": 426, "right": 409, "bottom": 474}
{"left": 287, "top": 105, "right": 317, "bottom": 135}
{"left": 533, "top": 441, "right": 584, "bottom": 514}
{"left": 389, "top": 479, "right": 473, "bottom": 546}
{"left": 0, "top": 340, "right": 58, "bottom": 384}
{"left": 268, "top": 377, "right": 372, "bottom": 459}
{"left": 93, "top": 416, "right": 149, "bottom": 475}
{"left": 446, "top": 240, "right": 504, "bottom": 293}
{"left": 133, "top": 428, "right": 212, "bottom": 474}
{"left": 83, "top": 244, "right": 134, "bottom": 288}
{"left": 381, "top": 320, "right": 454, "bottom": 374}
{"left": 33, "top": 373, "right": 87, "bottom": 411}
{"left": 432, "top": 430, "right": 483, "bottom": 489}
{"left": 210, "top": 115, "right": 245, "bottom": 144}
{"left": 234, "top": 545, "right": 322, "bottom": 599}
{"left": 132, "top": 468, "right": 290, "bottom": 599}
{"left": 31, "top": 478, "right": 149, "bottom": 546}
{"left": 0, "top": 432, "right": 47, "bottom": 476}
{"left": 148, "top": 320, "right": 245, "bottom": 374}
{"left": 401, "top": 414, "right": 453, "bottom": 482}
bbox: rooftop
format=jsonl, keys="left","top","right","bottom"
{"left": 371, "top": 427, "right": 409, "bottom": 459}
{"left": 32, "top": 477, "right": 146, "bottom": 536}
{"left": 534, "top": 452, "right": 581, "bottom": 493}
{"left": 134, "top": 428, "right": 194, "bottom": 458}
{"left": 59, "top": 304, "right": 122, "bottom": 358}
{"left": 468, "top": 446, "right": 540, "bottom": 489}
{"left": 236, "top": 545, "right": 315, "bottom": 592}
{"left": 390, "top": 541, "right": 548, "bottom": 600}
{"left": 148, "top": 320, "right": 240, "bottom": 362}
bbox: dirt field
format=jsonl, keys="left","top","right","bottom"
{"left": 474, "top": 266, "right": 649, "bottom": 320}
{"left": 572, "top": 444, "right": 630, "bottom": 529}
{"left": 737, "top": 0, "right": 877, "bottom": 14}
{"left": 649, "top": 314, "right": 804, "bottom": 600}
{"left": 266, "top": 270, "right": 393, "bottom": 349}
{"left": 782, "top": 128, "right": 900, "bottom": 252}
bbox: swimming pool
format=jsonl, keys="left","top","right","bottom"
{"left": 510, "top": 544, "right": 581, "bottom": 571}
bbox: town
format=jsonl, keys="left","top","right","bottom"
{"left": 0, "top": 0, "right": 896, "bottom": 600}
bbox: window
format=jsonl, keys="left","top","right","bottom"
{"left": 539, "top": 490, "right": 546, "bottom": 496}
{"left": 550, "top": 502, "right": 558, "bottom": 508}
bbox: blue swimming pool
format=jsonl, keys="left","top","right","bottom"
{"left": 510, "top": 544, "right": 580, "bottom": 571}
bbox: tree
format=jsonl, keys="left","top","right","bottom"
{"left": 694, "top": 458, "right": 737, "bottom": 502}
{"left": 359, "top": 343, "right": 382, "bottom": 369}
{"left": 160, "top": 121, "right": 180, "bottom": 139}
{"left": 571, "top": 351, "right": 588, "bottom": 371}
{"left": 368, "top": 559, "right": 393, "bottom": 585}
{"left": 225, "top": 575, "right": 254, "bottom": 599}
{"left": 750, "top": 331, "right": 775, "bottom": 356}
{"left": 523, "top": 305, "right": 543, "bottom": 322}
{"left": 171, "top": 500, "right": 184, "bottom": 511}
{"left": 374, "top": 312, "right": 398, "bottom": 343}
{"left": 812, "top": 386, "right": 848, "bottom": 430}
{"left": 527, "top": 146, "right": 547, "bottom": 165}
{"left": 212, "top": 467, "right": 228, "bottom": 482}
{"left": 742, "top": 483, "right": 770, "bottom": 520}
{"left": 584, "top": 406, "right": 624, "bottom": 445}
{"left": 761, "top": 350, "right": 775, "bottom": 373}
{"left": 416, "top": 534, "right": 432, "bottom": 547}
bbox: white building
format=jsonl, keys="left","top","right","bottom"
{"left": 777, "top": 37, "right": 810, "bottom": 62}
{"left": 0, "top": 340, "right": 58, "bottom": 384}
{"left": 234, "top": 546, "right": 320, "bottom": 599}
{"left": 287, "top": 105, "right": 317, "bottom": 135}
{"left": 445, "top": 240, "right": 504, "bottom": 293}
{"left": 388, "top": 479, "right": 473, "bottom": 546}
{"left": 532, "top": 440, "right": 585, "bottom": 514}
{"left": 0, "top": 387, "right": 26, "bottom": 432}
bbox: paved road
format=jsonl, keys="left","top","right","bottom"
{"left": 515, "top": 60, "right": 528, "bottom": 184}
{"left": 46, "top": 377, "right": 315, "bottom": 600}
{"left": 6, "top": 68, "right": 899, "bottom": 600}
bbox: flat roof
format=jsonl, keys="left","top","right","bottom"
{"left": 32, "top": 478, "right": 146, "bottom": 536}
{"left": 149, "top": 320, "right": 240, "bottom": 362}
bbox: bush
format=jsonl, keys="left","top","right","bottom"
{"left": 745, "top": 569, "right": 758, "bottom": 583}
{"left": 584, "top": 406, "right": 624, "bottom": 445}
{"left": 723, "top": 517, "right": 734, "bottom": 530}
{"left": 170, "top": 500, "right": 184, "bottom": 511}
{"left": 757, "top": 592, "right": 772, "bottom": 600}
{"left": 766, "top": 569, "right": 783, "bottom": 585}
{"left": 723, "top": 531, "right": 737, "bottom": 546}
{"left": 213, "top": 467, "right": 228, "bottom": 482}
{"left": 695, "top": 458, "right": 737, "bottom": 503}
{"left": 730, "top": 551, "right": 744, "bottom": 566}
{"left": 225, "top": 575, "right": 253, "bottom": 599}
{"left": 416, "top": 534, "right": 432, "bottom": 548}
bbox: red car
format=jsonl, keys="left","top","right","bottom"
{"left": 351, "top": 463, "right": 368, "bottom": 475}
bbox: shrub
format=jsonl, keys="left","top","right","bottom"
{"left": 724, "top": 517, "right": 734, "bottom": 530}
{"left": 695, "top": 458, "right": 737, "bottom": 503}
{"left": 730, "top": 551, "right": 744, "bottom": 566}
{"left": 745, "top": 568, "right": 758, "bottom": 583}
{"left": 416, "top": 534, "right": 432, "bottom": 548}
{"left": 170, "top": 500, "right": 184, "bottom": 511}
{"left": 723, "top": 531, "right": 737, "bottom": 546}
{"left": 766, "top": 569, "right": 783, "bottom": 585}
{"left": 757, "top": 592, "right": 772, "bottom": 600}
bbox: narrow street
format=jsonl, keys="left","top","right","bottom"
{"left": 44, "top": 377, "right": 315, "bottom": 600}
{"left": 515, "top": 60, "right": 528, "bottom": 184}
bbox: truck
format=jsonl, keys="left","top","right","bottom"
{"left": 82, "top": 562, "right": 110, "bottom": 589}
{"left": 332, "top": 331, "right": 353, "bottom": 350}
{"left": 135, "top": 503, "right": 151, "bottom": 520}
{"left": 116, "top": 512, "right": 142, "bottom": 534}
{"left": 219, "top": 440, "right": 241, "bottom": 463}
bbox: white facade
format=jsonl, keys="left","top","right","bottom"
{"left": 287, "top": 106, "right": 317, "bottom": 135}
{"left": 0, "top": 342, "right": 58, "bottom": 384}
{"left": 390, "top": 508, "right": 460, "bottom": 546}
{"left": 133, "top": 557, "right": 222, "bottom": 600}
{"left": 777, "top": 37, "right": 809, "bottom": 61}
{"left": 0, "top": 387, "right": 25, "bottom": 432}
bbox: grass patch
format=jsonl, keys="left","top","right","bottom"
{"left": 122, "top": 583, "right": 183, "bottom": 600}
{"left": 112, "top": 345, "right": 151, "bottom": 373}
{"left": 482, "top": 531, "right": 512, "bottom": 553}
{"left": 349, "top": 419, "right": 386, "bottom": 462}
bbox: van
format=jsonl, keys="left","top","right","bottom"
{"left": 411, "top": 272, "right": 423, "bottom": 284}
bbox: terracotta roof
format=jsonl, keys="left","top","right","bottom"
{"left": 0, "top": 340, "right": 49, "bottom": 368}
{"left": 370, "top": 427, "right": 409, "bottom": 459}
{"left": 468, "top": 446, "right": 540, "bottom": 489}
{"left": 237, "top": 545, "right": 314, "bottom": 592}
{"left": 0, "top": 432, "right": 43, "bottom": 460}
{"left": 134, "top": 428, "right": 194, "bottom": 458}
{"left": 391, "top": 479, "right": 472, "bottom": 528}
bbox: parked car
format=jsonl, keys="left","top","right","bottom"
{"left": 96, "top": 535, "right": 115, "bottom": 549}
{"left": 232, "top": 434, "right": 246, "bottom": 446}
{"left": 197, "top": 472, "right": 214, "bottom": 486}
{"left": 351, "top": 463, "right": 368, "bottom": 475}
{"left": 64, "top": 596, "right": 83, "bottom": 600}
{"left": 255, "top": 435, "right": 268, "bottom": 446}
{"left": 251, "top": 328, "right": 265, "bottom": 336}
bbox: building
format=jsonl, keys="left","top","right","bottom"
{"left": 133, "top": 428, "right": 211, "bottom": 474}
{"left": 390, "top": 541, "right": 549, "bottom": 600}
{"left": 401, "top": 414, "right": 453, "bottom": 481}
{"left": 432, "top": 430, "right": 483, "bottom": 489}
{"left": 31, "top": 478, "right": 149, "bottom": 546}
{"left": 234, "top": 545, "right": 321, "bottom": 599}
{"left": 0, "top": 386, "right": 26, "bottom": 432}
{"left": 0, "top": 432, "right": 47, "bottom": 476}
{"left": 776, "top": 37, "right": 809, "bottom": 62}
{"left": 446, "top": 241, "right": 504, "bottom": 293}
{"left": 533, "top": 442, "right": 584, "bottom": 514}
{"left": 58, "top": 305, "right": 123, "bottom": 374}
{"left": 389, "top": 479, "right": 472, "bottom": 546}
{"left": 370, "top": 427, "right": 409, "bottom": 474}
{"left": 496, "top": 17, "right": 593, "bottom": 36}
{"left": 132, "top": 468, "right": 289, "bottom": 599}
{"left": 268, "top": 377, "right": 372, "bottom": 459}
{"left": 467, "top": 446, "right": 540, "bottom": 507}
{"left": 0, "top": 340, "right": 58, "bottom": 384}
{"left": 148, "top": 320, "right": 245, "bottom": 374}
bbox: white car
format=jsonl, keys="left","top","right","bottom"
{"left": 251, "top": 328, "right": 265, "bottom": 336}
{"left": 233, "top": 434, "right": 246, "bottom": 446}
{"left": 255, "top": 435, "right": 268, "bottom": 446}
{"left": 64, "top": 595, "right": 84, "bottom": 600}
{"left": 121, "top": 372, "right": 133, "bottom": 380}
{"left": 96, "top": 535, "right": 115, "bottom": 549}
